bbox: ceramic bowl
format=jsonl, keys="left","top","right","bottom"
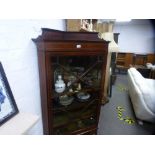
{"left": 59, "top": 95, "right": 74, "bottom": 106}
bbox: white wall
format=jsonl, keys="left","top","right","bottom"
{"left": 0, "top": 19, "right": 66, "bottom": 134}
{"left": 114, "top": 19, "right": 155, "bottom": 54}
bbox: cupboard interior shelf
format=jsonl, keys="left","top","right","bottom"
{"left": 52, "top": 88, "right": 101, "bottom": 99}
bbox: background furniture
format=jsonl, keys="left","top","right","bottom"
{"left": 32, "top": 28, "right": 108, "bottom": 135}
{"left": 116, "top": 52, "right": 134, "bottom": 72}
{"left": 66, "top": 19, "right": 97, "bottom": 32}
{"left": 133, "top": 54, "right": 147, "bottom": 66}
{"left": 109, "top": 33, "right": 120, "bottom": 97}
{"left": 110, "top": 33, "right": 120, "bottom": 85}
{"left": 136, "top": 67, "right": 151, "bottom": 78}
{"left": 116, "top": 53, "right": 155, "bottom": 72}
{"left": 66, "top": 19, "right": 81, "bottom": 31}
{"left": 127, "top": 68, "right": 155, "bottom": 123}
{"left": 130, "top": 64, "right": 151, "bottom": 78}
{"left": 147, "top": 53, "right": 155, "bottom": 64}
{"left": 131, "top": 53, "right": 155, "bottom": 79}
{"left": 0, "top": 113, "right": 39, "bottom": 135}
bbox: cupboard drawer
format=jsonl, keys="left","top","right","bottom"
{"left": 38, "top": 42, "right": 107, "bottom": 52}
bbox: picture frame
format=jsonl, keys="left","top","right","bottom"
{"left": 0, "top": 62, "right": 18, "bottom": 126}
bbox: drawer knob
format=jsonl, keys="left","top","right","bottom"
{"left": 76, "top": 44, "right": 81, "bottom": 48}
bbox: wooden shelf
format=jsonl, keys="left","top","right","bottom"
{"left": 52, "top": 87, "right": 100, "bottom": 99}
{"left": 53, "top": 97, "right": 98, "bottom": 113}
{"left": 53, "top": 113, "right": 96, "bottom": 128}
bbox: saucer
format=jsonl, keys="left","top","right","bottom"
{"left": 76, "top": 92, "right": 90, "bottom": 101}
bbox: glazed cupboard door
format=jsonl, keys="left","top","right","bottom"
{"left": 46, "top": 54, "right": 105, "bottom": 135}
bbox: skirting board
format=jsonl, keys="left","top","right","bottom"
{"left": 0, "top": 112, "right": 39, "bottom": 135}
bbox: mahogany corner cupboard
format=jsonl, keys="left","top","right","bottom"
{"left": 32, "top": 28, "right": 109, "bottom": 135}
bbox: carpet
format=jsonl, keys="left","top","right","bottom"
{"left": 97, "top": 74, "right": 155, "bottom": 135}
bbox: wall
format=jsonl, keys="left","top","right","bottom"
{"left": 114, "top": 19, "right": 155, "bottom": 54}
{"left": 0, "top": 19, "right": 66, "bottom": 134}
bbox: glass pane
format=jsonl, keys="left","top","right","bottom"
{"left": 51, "top": 55, "right": 103, "bottom": 134}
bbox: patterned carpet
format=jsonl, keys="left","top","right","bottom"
{"left": 97, "top": 74, "right": 155, "bottom": 135}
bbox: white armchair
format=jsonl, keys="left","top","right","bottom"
{"left": 127, "top": 67, "right": 155, "bottom": 123}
